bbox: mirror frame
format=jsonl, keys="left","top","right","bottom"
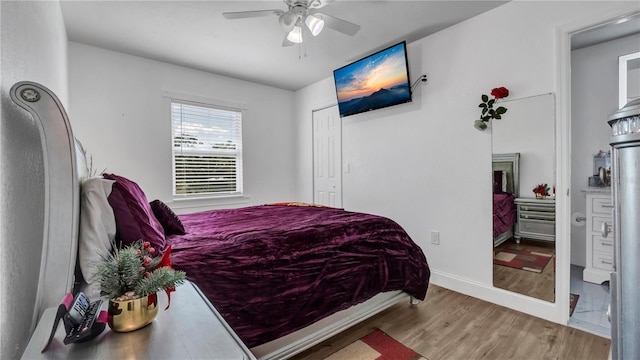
{"left": 619, "top": 51, "right": 640, "bottom": 108}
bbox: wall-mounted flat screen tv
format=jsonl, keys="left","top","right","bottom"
{"left": 333, "top": 41, "right": 412, "bottom": 117}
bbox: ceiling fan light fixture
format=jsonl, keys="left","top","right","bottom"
{"left": 279, "top": 11, "right": 297, "bottom": 32}
{"left": 305, "top": 14, "right": 324, "bottom": 36}
{"left": 287, "top": 26, "right": 303, "bottom": 43}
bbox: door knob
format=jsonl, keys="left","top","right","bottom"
{"left": 601, "top": 222, "right": 611, "bottom": 238}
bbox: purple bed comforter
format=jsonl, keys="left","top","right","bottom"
{"left": 493, "top": 193, "right": 516, "bottom": 237}
{"left": 168, "top": 205, "right": 429, "bottom": 348}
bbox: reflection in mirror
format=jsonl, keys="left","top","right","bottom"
{"left": 492, "top": 93, "right": 556, "bottom": 303}
{"left": 492, "top": 152, "right": 519, "bottom": 247}
{"left": 619, "top": 51, "right": 640, "bottom": 108}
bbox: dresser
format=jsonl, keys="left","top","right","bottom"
{"left": 22, "top": 281, "right": 256, "bottom": 360}
{"left": 514, "top": 197, "right": 556, "bottom": 243}
{"left": 583, "top": 190, "right": 614, "bottom": 284}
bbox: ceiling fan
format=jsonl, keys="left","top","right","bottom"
{"left": 223, "top": 0, "right": 361, "bottom": 47}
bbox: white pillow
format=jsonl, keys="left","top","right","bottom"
{"left": 78, "top": 177, "right": 116, "bottom": 298}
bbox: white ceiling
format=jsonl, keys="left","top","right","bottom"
{"left": 59, "top": 0, "right": 509, "bottom": 91}
{"left": 571, "top": 13, "right": 640, "bottom": 50}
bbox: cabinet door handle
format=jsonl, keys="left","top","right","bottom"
{"left": 602, "top": 260, "right": 613, "bottom": 265}
{"left": 601, "top": 222, "right": 611, "bottom": 238}
{"left": 601, "top": 242, "right": 612, "bottom": 247}
{"left": 602, "top": 204, "right": 614, "bottom": 208}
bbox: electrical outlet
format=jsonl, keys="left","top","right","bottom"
{"left": 430, "top": 231, "right": 440, "bottom": 245}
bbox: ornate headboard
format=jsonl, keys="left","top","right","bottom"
{"left": 9, "top": 82, "right": 84, "bottom": 326}
{"left": 492, "top": 152, "right": 520, "bottom": 197}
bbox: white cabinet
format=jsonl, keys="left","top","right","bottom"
{"left": 583, "top": 191, "right": 614, "bottom": 284}
{"left": 514, "top": 198, "right": 556, "bottom": 243}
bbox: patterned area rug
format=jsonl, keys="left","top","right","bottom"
{"left": 325, "top": 329, "right": 426, "bottom": 360}
{"left": 493, "top": 246, "right": 553, "bottom": 273}
{"left": 570, "top": 293, "right": 580, "bottom": 316}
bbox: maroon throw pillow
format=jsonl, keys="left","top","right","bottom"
{"left": 150, "top": 200, "right": 186, "bottom": 236}
{"left": 103, "top": 173, "right": 166, "bottom": 251}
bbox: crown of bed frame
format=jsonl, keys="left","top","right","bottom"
{"left": 9, "top": 81, "right": 80, "bottom": 329}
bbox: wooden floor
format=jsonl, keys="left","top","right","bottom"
{"left": 292, "top": 285, "right": 610, "bottom": 360}
{"left": 493, "top": 239, "right": 555, "bottom": 302}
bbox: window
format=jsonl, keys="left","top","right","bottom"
{"left": 171, "top": 100, "right": 243, "bottom": 199}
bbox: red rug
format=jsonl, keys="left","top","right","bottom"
{"left": 493, "top": 247, "right": 553, "bottom": 273}
{"left": 325, "top": 329, "right": 426, "bottom": 360}
{"left": 570, "top": 293, "right": 580, "bottom": 316}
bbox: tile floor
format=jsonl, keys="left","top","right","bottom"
{"left": 568, "top": 264, "right": 611, "bottom": 338}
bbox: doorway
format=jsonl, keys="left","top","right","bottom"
{"left": 566, "top": 13, "right": 640, "bottom": 338}
{"left": 312, "top": 105, "right": 342, "bottom": 208}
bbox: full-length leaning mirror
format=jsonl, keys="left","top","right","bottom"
{"left": 492, "top": 93, "right": 556, "bottom": 303}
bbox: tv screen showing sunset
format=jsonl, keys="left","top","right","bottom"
{"left": 334, "top": 42, "right": 411, "bottom": 117}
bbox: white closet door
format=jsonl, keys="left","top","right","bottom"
{"left": 312, "top": 106, "right": 342, "bottom": 208}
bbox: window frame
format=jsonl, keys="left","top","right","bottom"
{"left": 169, "top": 97, "right": 244, "bottom": 200}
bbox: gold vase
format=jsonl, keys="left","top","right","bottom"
{"left": 108, "top": 293, "right": 158, "bottom": 332}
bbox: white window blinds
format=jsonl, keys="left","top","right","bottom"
{"left": 171, "top": 101, "right": 243, "bottom": 198}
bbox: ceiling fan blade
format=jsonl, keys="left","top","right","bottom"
{"left": 223, "top": 9, "right": 283, "bottom": 20}
{"left": 310, "top": 11, "right": 360, "bottom": 36}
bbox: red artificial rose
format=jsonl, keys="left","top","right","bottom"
{"left": 491, "top": 87, "right": 509, "bottom": 99}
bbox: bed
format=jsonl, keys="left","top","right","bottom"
{"left": 492, "top": 153, "right": 519, "bottom": 247}
{"left": 11, "top": 81, "right": 430, "bottom": 360}
{"left": 167, "top": 203, "right": 429, "bottom": 349}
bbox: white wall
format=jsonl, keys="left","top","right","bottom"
{"left": 570, "top": 34, "right": 640, "bottom": 266}
{"left": 0, "top": 1, "right": 69, "bottom": 358}
{"left": 294, "top": 1, "right": 640, "bottom": 324}
{"left": 68, "top": 43, "right": 297, "bottom": 213}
